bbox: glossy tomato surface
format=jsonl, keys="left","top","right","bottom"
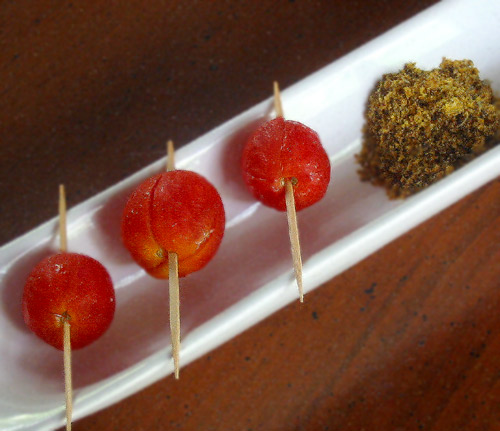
{"left": 121, "top": 170, "right": 225, "bottom": 278}
{"left": 241, "top": 117, "right": 331, "bottom": 211}
{"left": 22, "top": 253, "right": 115, "bottom": 350}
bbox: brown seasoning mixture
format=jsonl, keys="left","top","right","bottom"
{"left": 357, "top": 59, "right": 500, "bottom": 198}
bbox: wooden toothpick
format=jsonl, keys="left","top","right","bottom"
{"left": 273, "top": 82, "right": 304, "bottom": 302}
{"left": 285, "top": 179, "right": 303, "bottom": 302}
{"left": 166, "top": 139, "right": 175, "bottom": 172}
{"left": 168, "top": 251, "right": 180, "bottom": 379}
{"left": 273, "top": 81, "right": 284, "bottom": 118}
{"left": 166, "top": 140, "right": 181, "bottom": 379}
{"left": 59, "top": 184, "right": 73, "bottom": 430}
{"left": 59, "top": 184, "right": 67, "bottom": 254}
{"left": 63, "top": 314, "right": 72, "bottom": 431}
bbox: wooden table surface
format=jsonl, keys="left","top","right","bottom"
{"left": 2, "top": 1, "right": 499, "bottom": 430}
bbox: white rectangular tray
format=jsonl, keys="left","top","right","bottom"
{"left": 1, "top": 0, "right": 499, "bottom": 429}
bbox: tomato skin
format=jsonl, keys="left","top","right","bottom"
{"left": 121, "top": 170, "right": 225, "bottom": 278}
{"left": 22, "top": 253, "right": 115, "bottom": 351}
{"left": 241, "top": 117, "right": 331, "bottom": 211}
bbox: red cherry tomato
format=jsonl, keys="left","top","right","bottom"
{"left": 23, "top": 253, "right": 115, "bottom": 350}
{"left": 121, "top": 170, "right": 225, "bottom": 278}
{"left": 241, "top": 117, "right": 330, "bottom": 211}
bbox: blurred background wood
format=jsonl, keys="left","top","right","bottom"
{"left": 2, "top": 0, "right": 499, "bottom": 430}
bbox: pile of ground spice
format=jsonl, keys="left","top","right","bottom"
{"left": 357, "top": 58, "right": 500, "bottom": 198}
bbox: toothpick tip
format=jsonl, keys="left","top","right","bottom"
{"left": 273, "top": 81, "right": 284, "bottom": 118}
{"left": 59, "top": 184, "right": 68, "bottom": 253}
{"left": 166, "top": 140, "right": 175, "bottom": 172}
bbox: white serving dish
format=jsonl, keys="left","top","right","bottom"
{"left": 1, "top": 0, "right": 499, "bottom": 429}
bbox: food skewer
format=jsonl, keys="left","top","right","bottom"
{"left": 241, "top": 81, "right": 331, "bottom": 302}
{"left": 273, "top": 82, "right": 304, "bottom": 302}
{"left": 166, "top": 139, "right": 181, "bottom": 379}
{"left": 59, "top": 184, "right": 73, "bottom": 431}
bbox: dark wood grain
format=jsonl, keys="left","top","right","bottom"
{"left": 2, "top": 1, "right": 500, "bottom": 430}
